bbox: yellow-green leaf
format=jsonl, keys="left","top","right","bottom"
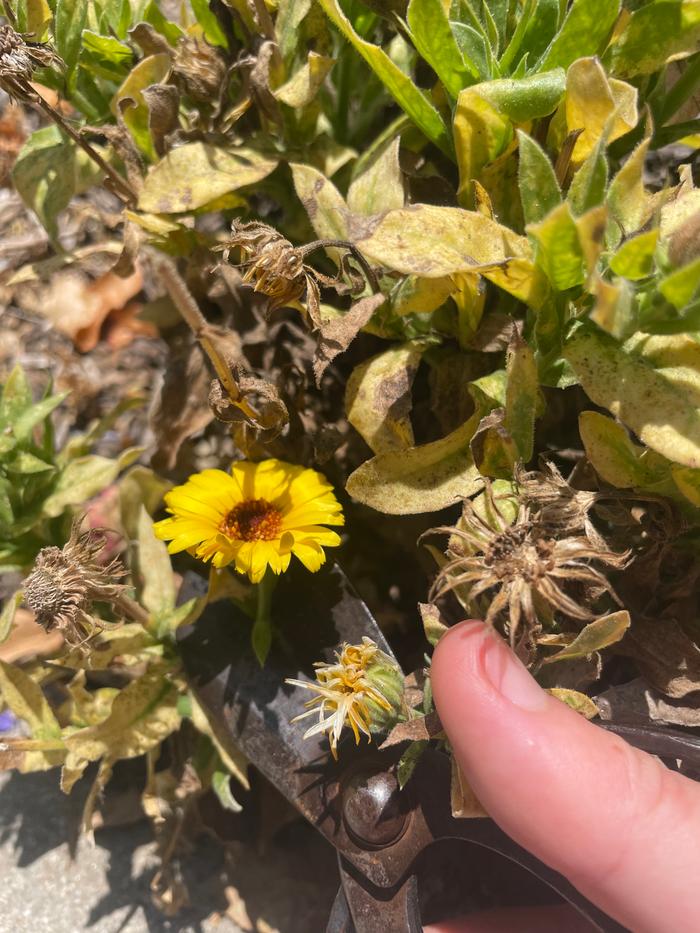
{"left": 290, "top": 162, "right": 349, "bottom": 243}
{"left": 0, "top": 592, "right": 22, "bottom": 645}
{"left": 419, "top": 602, "right": 448, "bottom": 646}
{"left": 189, "top": 692, "right": 249, "bottom": 789}
{"left": 42, "top": 448, "right": 142, "bottom": 518}
{"left": 346, "top": 342, "right": 424, "bottom": 454}
{"left": 528, "top": 202, "right": 585, "bottom": 291}
{"left": 272, "top": 52, "right": 335, "bottom": 108}
{"left": 566, "top": 328, "right": 700, "bottom": 468}
{"left": 64, "top": 668, "right": 181, "bottom": 764}
{"left": 139, "top": 144, "right": 278, "bottom": 213}
{"left": 560, "top": 57, "right": 637, "bottom": 164}
{"left": 113, "top": 54, "right": 172, "bottom": 160}
{"left": 605, "top": 1, "right": 700, "bottom": 78}
{"left": 542, "top": 611, "right": 631, "bottom": 664}
{"left": 579, "top": 411, "right": 672, "bottom": 489}
{"left": 347, "top": 137, "right": 404, "bottom": 217}
{"left": 505, "top": 332, "right": 542, "bottom": 462}
{"left": 346, "top": 412, "right": 483, "bottom": 514}
{"left": 609, "top": 230, "right": 659, "bottom": 280}
{"left": 548, "top": 688, "right": 600, "bottom": 719}
{"left": 137, "top": 505, "right": 176, "bottom": 618}
{"left": 356, "top": 204, "right": 530, "bottom": 275}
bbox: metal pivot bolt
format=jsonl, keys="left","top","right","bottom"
{"left": 342, "top": 768, "right": 409, "bottom": 848}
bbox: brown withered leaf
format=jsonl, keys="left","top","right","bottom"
{"left": 209, "top": 366, "right": 288, "bottom": 437}
{"left": 622, "top": 616, "right": 700, "bottom": 699}
{"left": 450, "top": 755, "right": 487, "bottom": 819}
{"left": 143, "top": 84, "right": 179, "bottom": 157}
{"left": 150, "top": 341, "right": 214, "bottom": 472}
{"left": 596, "top": 678, "right": 700, "bottom": 729}
{"left": 379, "top": 711, "right": 442, "bottom": 749}
{"left": 313, "top": 293, "right": 385, "bottom": 386}
{"left": 41, "top": 268, "right": 144, "bottom": 352}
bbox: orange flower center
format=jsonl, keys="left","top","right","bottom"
{"left": 220, "top": 498, "right": 282, "bottom": 541}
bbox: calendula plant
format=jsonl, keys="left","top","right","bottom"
{"left": 1, "top": 0, "right": 700, "bottom": 914}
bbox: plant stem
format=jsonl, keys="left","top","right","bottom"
{"left": 32, "top": 92, "right": 136, "bottom": 205}
{"left": 156, "top": 258, "right": 253, "bottom": 416}
{"left": 113, "top": 592, "right": 150, "bottom": 625}
{"left": 251, "top": 569, "right": 275, "bottom": 666}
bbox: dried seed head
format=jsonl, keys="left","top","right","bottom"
{"left": 0, "top": 26, "right": 61, "bottom": 100}
{"left": 427, "top": 481, "right": 630, "bottom": 650}
{"left": 515, "top": 461, "right": 606, "bottom": 547}
{"left": 173, "top": 35, "right": 227, "bottom": 103}
{"left": 24, "top": 520, "right": 126, "bottom": 646}
{"left": 217, "top": 219, "right": 379, "bottom": 327}
{"left": 219, "top": 220, "right": 309, "bottom": 312}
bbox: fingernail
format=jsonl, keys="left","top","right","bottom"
{"left": 482, "top": 629, "right": 547, "bottom": 712}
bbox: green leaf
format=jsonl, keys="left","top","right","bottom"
{"left": 396, "top": 740, "right": 428, "bottom": 789}
{"left": 12, "top": 391, "right": 68, "bottom": 441}
{"left": 139, "top": 143, "right": 278, "bottom": 213}
{"left": 473, "top": 69, "right": 566, "bottom": 122}
{"left": 5, "top": 451, "right": 55, "bottom": 474}
{"left": 605, "top": 0, "right": 700, "bottom": 78}
{"left": 0, "top": 592, "right": 23, "bottom": 646}
{"left": 527, "top": 203, "right": 585, "bottom": 291}
{"left": 538, "top": 0, "right": 621, "bottom": 71}
{"left": 505, "top": 331, "right": 542, "bottom": 461}
{"left": 317, "top": 0, "right": 453, "bottom": 157}
{"left": 12, "top": 126, "right": 104, "bottom": 240}
{"left": 42, "top": 448, "right": 142, "bottom": 518}
{"left": 517, "top": 130, "right": 562, "bottom": 225}
{"left": 136, "top": 505, "right": 176, "bottom": 619}
{"left": 568, "top": 135, "right": 608, "bottom": 215}
{"left": 346, "top": 411, "right": 484, "bottom": 514}
{"left": 346, "top": 342, "right": 424, "bottom": 454}
{"left": 542, "top": 611, "right": 631, "bottom": 663}
{"left": 80, "top": 31, "right": 134, "bottom": 82}
{"left": 450, "top": 23, "right": 491, "bottom": 81}
{"left": 55, "top": 0, "right": 88, "bottom": 78}
{"left": 275, "top": 0, "right": 312, "bottom": 65}
{"left": 190, "top": 0, "right": 229, "bottom": 47}
{"left": 212, "top": 769, "right": 242, "bottom": 812}
{"left": 0, "top": 365, "right": 33, "bottom": 427}
{"left": 499, "top": 0, "right": 559, "bottom": 73}
{"left": 407, "top": 0, "right": 477, "bottom": 97}
{"left": 659, "top": 257, "right": 700, "bottom": 310}
{"left": 609, "top": 230, "right": 659, "bottom": 280}
{"left": 251, "top": 614, "right": 272, "bottom": 666}
{"left": 565, "top": 328, "right": 700, "bottom": 468}
{"left": 189, "top": 693, "right": 249, "bottom": 790}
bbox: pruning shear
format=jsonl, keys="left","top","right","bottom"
{"left": 178, "top": 563, "right": 700, "bottom": 933}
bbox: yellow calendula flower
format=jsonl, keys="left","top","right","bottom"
{"left": 153, "top": 459, "right": 344, "bottom": 583}
{"left": 286, "top": 638, "right": 404, "bottom": 758}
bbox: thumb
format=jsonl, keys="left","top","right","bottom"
{"left": 430, "top": 620, "right": 700, "bottom": 933}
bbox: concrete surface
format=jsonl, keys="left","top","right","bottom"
{"left": 0, "top": 769, "right": 241, "bottom": 933}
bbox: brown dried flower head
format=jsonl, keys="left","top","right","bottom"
{"left": 0, "top": 25, "right": 61, "bottom": 100}
{"left": 24, "top": 520, "right": 126, "bottom": 647}
{"left": 427, "top": 481, "right": 629, "bottom": 649}
{"left": 217, "top": 219, "right": 378, "bottom": 326}
{"left": 173, "top": 35, "right": 227, "bottom": 103}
